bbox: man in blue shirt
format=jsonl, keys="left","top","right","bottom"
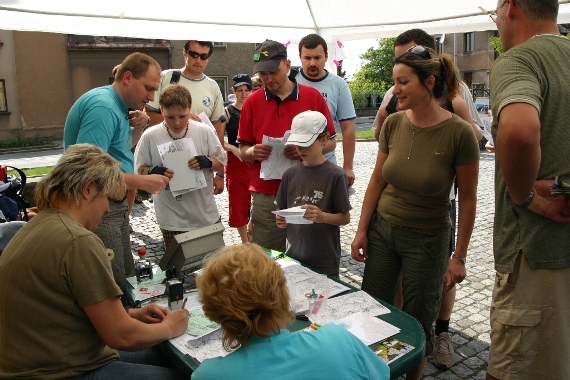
{"left": 295, "top": 33, "right": 356, "bottom": 187}
{"left": 64, "top": 52, "right": 169, "bottom": 293}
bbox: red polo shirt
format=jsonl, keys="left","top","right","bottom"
{"left": 237, "top": 82, "right": 336, "bottom": 195}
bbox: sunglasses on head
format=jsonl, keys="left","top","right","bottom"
{"left": 406, "top": 45, "right": 431, "bottom": 59}
{"left": 187, "top": 50, "right": 210, "bottom": 60}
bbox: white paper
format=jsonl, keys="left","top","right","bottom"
{"left": 260, "top": 132, "right": 298, "bottom": 180}
{"left": 163, "top": 150, "right": 197, "bottom": 192}
{"left": 335, "top": 311, "right": 400, "bottom": 345}
{"left": 272, "top": 206, "right": 313, "bottom": 225}
{"left": 314, "top": 290, "right": 390, "bottom": 325}
{"left": 198, "top": 112, "right": 219, "bottom": 137}
{"left": 157, "top": 138, "right": 207, "bottom": 197}
{"left": 481, "top": 116, "right": 493, "bottom": 144}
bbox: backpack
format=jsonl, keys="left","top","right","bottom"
{"left": 0, "top": 165, "right": 30, "bottom": 222}
{"left": 170, "top": 70, "right": 181, "bottom": 84}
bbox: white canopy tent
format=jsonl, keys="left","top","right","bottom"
{"left": 2, "top": 0, "right": 570, "bottom": 44}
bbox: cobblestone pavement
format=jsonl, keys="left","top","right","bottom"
{"left": 129, "top": 141, "right": 495, "bottom": 379}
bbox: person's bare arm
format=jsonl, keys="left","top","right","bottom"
{"left": 301, "top": 206, "right": 350, "bottom": 226}
{"left": 350, "top": 151, "right": 388, "bottom": 262}
{"left": 444, "top": 161, "right": 478, "bottom": 291}
{"left": 373, "top": 106, "right": 389, "bottom": 142}
{"left": 496, "top": 103, "right": 541, "bottom": 204}
{"left": 239, "top": 144, "right": 272, "bottom": 162}
{"left": 83, "top": 297, "right": 188, "bottom": 351}
{"left": 145, "top": 108, "right": 163, "bottom": 126}
{"left": 452, "top": 97, "right": 483, "bottom": 141}
{"left": 339, "top": 119, "right": 356, "bottom": 187}
{"left": 123, "top": 173, "right": 169, "bottom": 194}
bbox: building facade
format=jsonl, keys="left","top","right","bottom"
{"left": 0, "top": 31, "right": 254, "bottom": 141}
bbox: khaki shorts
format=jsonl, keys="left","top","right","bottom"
{"left": 488, "top": 251, "right": 570, "bottom": 379}
{"left": 250, "top": 192, "right": 286, "bottom": 252}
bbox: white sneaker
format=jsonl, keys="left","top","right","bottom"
{"left": 433, "top": 332, "right": 455, "bottom": 369}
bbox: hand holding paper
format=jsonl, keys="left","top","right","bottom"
{"left": 272, "top": 207, "right": 313, "bottom": 225}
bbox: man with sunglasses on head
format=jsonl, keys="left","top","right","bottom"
{"left": 372, "top": 29, "right": 482, "bottom": 143}
{"left": 486, "top": 1, "right": 570, "bottom": 379}
{"left": 146, "top": 40, "right": 226, "bottom": 194}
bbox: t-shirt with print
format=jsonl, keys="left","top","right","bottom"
{"left": 276, "top": 160, "right": 351, "bottom": 274}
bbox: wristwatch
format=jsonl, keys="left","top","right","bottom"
{"left": 452, "top": 253, "right": 466, "bottom": 264}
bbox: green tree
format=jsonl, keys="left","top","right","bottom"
{"left": 348, "top": 38, "right": 395, "bottom": 107}
{"left": 490, "top": 34, "right": 570, "bottom": 57}
{"left": 489, "top": 36, "right": 504, "bottom": 56}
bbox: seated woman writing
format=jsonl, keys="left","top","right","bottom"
{"left": 0, "top": 144, "right": 189, "bottom": 379}
{"left": 192, "top": 243, "right": 389, "bottom": 380}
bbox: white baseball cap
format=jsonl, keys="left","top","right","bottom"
{"left": 285, "top": 111, "right": 327, "bottom": 147}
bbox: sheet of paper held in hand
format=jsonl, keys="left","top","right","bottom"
{"left": 260, "top": 131, "right": 298, "bottom": 180}
{"left": 198, "top": 112, "right": 219, "bottom": 137}
{"left": 157, "top": 138, "right": 206, "bottom": 196}
{"left": 163, "top": 150, "right": 197, "bottom": 192}
{"left": 272, "top": 206, "right": 313, "bottom": 225}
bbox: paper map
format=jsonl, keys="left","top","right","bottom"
{"left": 374, "top": 338, "right": 415, "bottom": 364}
{"left": 186, "top": 309, "right": 220, "bottom": 338}
{"left": 260, "top": 132, "right": 298, "bottom": 180}
{"left": 312, "top": 290, "right": 390, "bottom": 325}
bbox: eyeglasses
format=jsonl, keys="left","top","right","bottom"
{"left": 490, "top": 0, "right": 507, "bottom": 23}
{"left": 406, "top": 45, "right": 431, "bottom": 59}
{"left": 186, "top": 50, "right": 210, "bottom": 60}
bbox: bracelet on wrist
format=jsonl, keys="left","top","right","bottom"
{"left": 452, "top": 253, "right": 466, "bottom": 264}
{"left": 147, "top": 166, "right": 156, "bottom": 175}
{"left": 521, "top": 191, "right": 534, "bottom": 208}
{"left": 215, "top": 172, "right": 225, "bottom": 179}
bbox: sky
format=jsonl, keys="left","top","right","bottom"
{"left": 337, "top": 38, "right": 378, "bottom": 79}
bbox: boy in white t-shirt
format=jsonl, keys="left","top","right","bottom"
{"left": 134, "top": 85, "right": 226, "bottom": 248}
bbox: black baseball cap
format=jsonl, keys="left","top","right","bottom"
{"left": 253, "top": 40, "right": 288, "bottom": 73}
{"left": 232, "top": 74, "right": 253, "bottom": 88}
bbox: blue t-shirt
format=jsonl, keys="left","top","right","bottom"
{"left": 64, "top": 86, "right": 134, "bottom": 173}
{"left": 191, "top": 324, "right": 389, "bottom": 380}
{"left": 295, "top": 69, "right": 356, "bottom": 163}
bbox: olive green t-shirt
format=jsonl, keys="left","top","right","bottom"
{"left": 0, "top": 210, "right": 121, "bottom": 379}
{"left": 378, "top": 112, "right": 479, "bottom": 229}
{"left": 491, "top": 34, "right": 570, "bottom": 272}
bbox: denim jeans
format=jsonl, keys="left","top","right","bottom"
{"left": 67, "top": 346, "right": 185, "bottom": 380}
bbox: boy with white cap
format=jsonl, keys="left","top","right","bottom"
{"left": 275, "top": 111, "right": 351, "bottom": 276}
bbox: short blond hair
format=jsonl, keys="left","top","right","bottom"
{"left": 197, "top": 244, "right": 294, "bottom": 350}
{"left": 114, "top": 52, "right": 161, "bottom": 83}
{"left": 35, "top": 144, "right": 126, "bottom": 210}
{"left": 159, "top": 84, "right": 192, "bottom": 110}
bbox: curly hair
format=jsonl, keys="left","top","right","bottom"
{"left": 35, "top": 144, "right": 126, "bottom": 210}
{"left": 197, "top": 244, "right": 294, "bottom": 351}
{"left": 394, "top": 46, "right": 459, "bottom": 102}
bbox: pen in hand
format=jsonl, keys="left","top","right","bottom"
{"left": 182, "top": 298, "right": 188, "bottom": 309}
